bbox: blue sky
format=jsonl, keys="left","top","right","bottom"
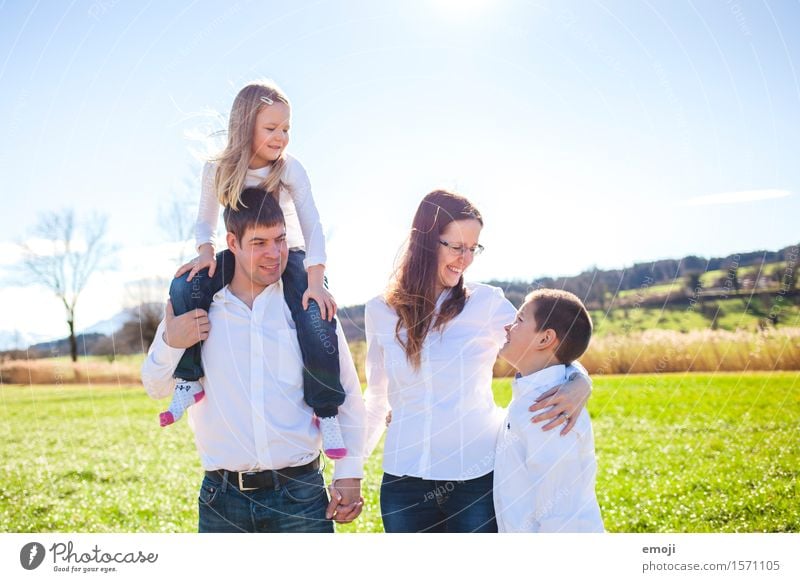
{"left": 1, "top": 0, "right": 798, "bottom": 345}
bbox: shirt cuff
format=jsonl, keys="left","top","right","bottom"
{"left": 302, "top": 254, "right": 327, "bottom": 270}
{"left": 331, "top": 455, "right": 364, "bottom": 481}
{"left": 196, "top": 238, "right": 216, "bottom": 253}
{"left": 152, "top": 330, "right": 187, "bottom": 371}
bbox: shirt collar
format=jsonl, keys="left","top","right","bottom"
{"left": 247, "top": 164, "right": 271, "bottom": 178}
{"left": 513, "top": 364, "right": 568, "bottom": 395}
{"left": 213, "top": 279, "right": 284, "bottom": 306}
{"left": 436, "top": 287, "right": 453, "bottom": 307}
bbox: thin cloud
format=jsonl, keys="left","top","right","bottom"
{"left": 684, "top": 189, "right": 792, "bottom": 207}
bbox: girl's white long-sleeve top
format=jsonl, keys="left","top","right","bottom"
{"left": 363, "top": 282, "right": 516, "bottom": 481}
{"left": 195, "top": 153, "right": 327, "bottom": 269}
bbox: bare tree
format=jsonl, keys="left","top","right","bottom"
{"left": 19, "top": 210, "right": 114, "bottom": 362}
{"left": 116, "top": 276, "right": 169, "bottom": 353}
{"left": 159, "top": 174, "right": 199, "bottom": 265}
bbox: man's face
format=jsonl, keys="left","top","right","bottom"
{"left": 229, "top": 222, "right": 288, "bottom": 289}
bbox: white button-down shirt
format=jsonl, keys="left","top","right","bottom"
{"left": 364, "top": 282, "right": 517, "bottom": 481}
{"left": 494, "top": 365, "right": 604, "bottom": 533}
{"left": 141, "top": 281, "right": 365, "bottom": 480}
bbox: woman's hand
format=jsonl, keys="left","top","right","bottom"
{"left": 175, "top": 244, "right": 216, "bottom": 281}
{"left": 303, "top": 283, "right": 337, "bottom": 321}
{"left": 528, "top": 373, "right": 592, "bottom": 436}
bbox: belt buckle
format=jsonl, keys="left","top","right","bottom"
{"left": 238, "top": 472, "right": 259, "bottom": 491}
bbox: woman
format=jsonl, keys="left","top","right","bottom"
{"left": 364, "top": 190, "right": 592, "bottom": 533}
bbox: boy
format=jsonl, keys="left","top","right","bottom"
{"left": 493, "top": 289, "right": 604, "bottom": 533}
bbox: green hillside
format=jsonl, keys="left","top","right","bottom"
{"left": 339, "top": 245, "right": 800, "bottom": 342}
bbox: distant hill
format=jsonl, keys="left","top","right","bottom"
{"left": 6, "top": 244, "right": 798, "bottom": 354}
{"left": 338, "top": 244, "right": 800, "bottom": 342}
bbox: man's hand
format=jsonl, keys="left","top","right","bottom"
{"left": 326, "top": 478, "right": 363, "bottom": 524}
{"left": 162, "top": 299, "right": 210, "bottom": 349}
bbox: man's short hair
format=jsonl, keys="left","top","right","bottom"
{"left": 223, "top": 187, "right": 285, "bottom": 242}
{"left": 526, "top": 289, "right": 593, "bottom": 364}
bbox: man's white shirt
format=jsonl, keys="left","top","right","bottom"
{"left": 141, "top": 280, "right": 365, "bottom": 481}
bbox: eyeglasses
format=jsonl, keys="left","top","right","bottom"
{"left": 438, "top": 240, "right": 485, "bottom": 257}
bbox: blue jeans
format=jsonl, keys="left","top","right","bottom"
{"left": 379, "top": 472, "right": 498, "bottom": 533}
{"left": 169, "top": 248, "right": 344, "bottom": 418}
{"left": 198, "top": 469, "right": 334, "bottom": 533}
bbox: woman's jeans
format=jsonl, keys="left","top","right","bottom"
{"left": 379, "top": 471, "right": 498, "bottom": 533}
{"left": 168, "top": 248, "right": 344, "bottom": 418}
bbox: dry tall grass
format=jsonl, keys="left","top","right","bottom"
{"left": 3, "top": 329, "right": 798, "bottom": 385}
{"left": 494, "top": 328, "right": 800, "bottom": 376}
{"left": 0, "top": 358, "right": 142, "bottom": 385}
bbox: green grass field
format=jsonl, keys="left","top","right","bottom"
{"left": 1, "top": 372, "right": 798, "bottom": 533}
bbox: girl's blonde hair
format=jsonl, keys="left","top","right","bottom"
{"left": 213, "top": 80, "right": 290, "bottom": 210}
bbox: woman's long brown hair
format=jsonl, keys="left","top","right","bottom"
{"left": 386, "top": 190, "right": 483, "bottom": 369}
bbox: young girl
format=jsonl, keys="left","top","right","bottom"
{"left": 160, "top": 80, "right": 348, "bottom": 460}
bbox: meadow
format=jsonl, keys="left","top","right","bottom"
{"left": 1, "top": 372, "right": 797, "bottom": 533}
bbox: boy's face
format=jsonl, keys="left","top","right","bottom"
{"left": 499, "top": 300, "right": 551, "bottom": 368}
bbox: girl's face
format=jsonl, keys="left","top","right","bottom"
{"left": 435, "top": 218, "right": 483, "bottom": 295}
{"left": 250, "top": 101, "right": 291, "bottom": 168}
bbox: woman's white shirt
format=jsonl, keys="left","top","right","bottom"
{"left": 363, "top": 282, "right": 517, "bottom": 481}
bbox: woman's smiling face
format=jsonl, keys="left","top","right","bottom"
{"left": 436, "top": 218, "right": 483, "bottom": 294}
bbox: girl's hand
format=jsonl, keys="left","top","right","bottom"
{"left": 528, "top": 373, "right": 592, "bottom": 436}
{"left": 303, "top": 284, "right": 337, "bottom": 321}
{"left": 174, "top": 244, "right": 216, "bottom": 281}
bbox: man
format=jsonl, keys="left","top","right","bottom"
{"left": 141, "top": 187, "right": 365, "bottom": 532}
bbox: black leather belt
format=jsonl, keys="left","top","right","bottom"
{"left": 206, "top": 457, "right": 320, "bottom": 491}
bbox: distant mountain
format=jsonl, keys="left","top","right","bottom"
{"left": 0, "top": 329, "right": 52, "bottom": 352}
{"left": 79, "top": 310, "right": 133, "bottom": 336}
{"left": 27, "top": 333, "right": 109, "bottom": 358}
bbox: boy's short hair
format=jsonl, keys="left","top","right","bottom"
{"left": 223, "top": 188, "right": 285, "bottom": 242}
{"left": 526, "top": 289, "right": 593, "bottom": 364}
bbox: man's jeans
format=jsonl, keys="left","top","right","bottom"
{"left": 379, "top": 471, "right": 497, "bottom": 533}
{"left": 169, "top": 248, "right": 344, "bottom": 418}
{"left": 198, "top": 469, "right": 334, "bottom": 533}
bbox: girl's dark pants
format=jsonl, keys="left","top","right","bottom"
{"left": 168, "top": 249, "right": 344, "bottom": 417}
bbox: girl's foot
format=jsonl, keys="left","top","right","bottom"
{"left": 318, "top": 415, "right": 347, "bottom": 459}
{"left": 160, "top": 379, "right": 205, "bottom": 427}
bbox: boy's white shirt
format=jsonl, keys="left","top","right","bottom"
{"left": 141, "top": 279, "right": 365, "bottom": 481}
{"left": 494, "top": 364, "right": 604, "bottom": 533}
{"left": 195, "top": 153, "right": 327, "bottom": 270}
